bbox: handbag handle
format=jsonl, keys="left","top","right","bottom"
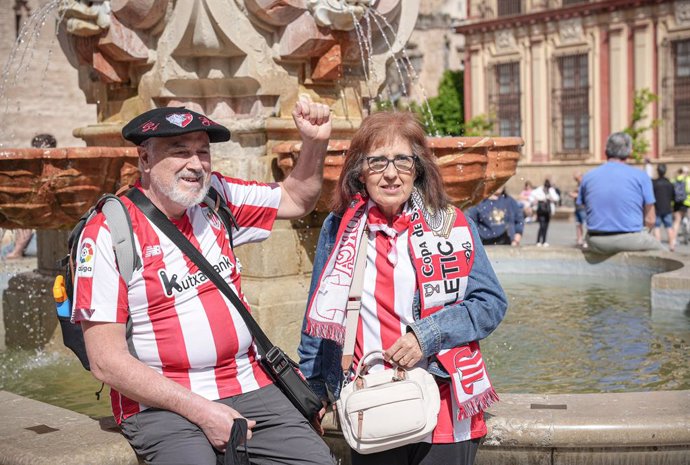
{"left": 354, "top": 350, "right": 406, "bottom": 380}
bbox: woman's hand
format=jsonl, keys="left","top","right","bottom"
{"left": 384, "top": 332, "right": 423, "bottom": 369}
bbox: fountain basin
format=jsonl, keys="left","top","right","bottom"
{"left": 0, "top": 148, "right": 139, "bottom": 229}
{"left": 320, "top": 390, "right": 690, "bottom": 465}
{"left": 0, "top": 136, "right": 523, "bottom": 228}
{"left": 481, "top": 136, "right": 522, "bottom": 199}
{"left": 275, "top": 136, "right": 522, "bottom": 212}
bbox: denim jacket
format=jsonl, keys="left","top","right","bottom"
{"left": 297, "top": 210, "right": 508, "bottom": 402}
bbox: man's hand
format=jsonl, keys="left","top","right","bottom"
{"left": 384, "top": 332, "right": 423, "bottom": 369}
{"left": 195, "top": 401, "right": 256, "bottom": 452}
{"left": 310, "top": 400, "right": 328, "bottom": 436}
{"left": 512, "top": 233, "right": 522, "bottom": 247}
{"left": 292, "top": 94, "right": 332, "bottom": 142}
{"left": 277, "top": 94, "right": 332, "bottom": 219}
{"left": 82, "top": 322, "right": 254, "bottom": 452}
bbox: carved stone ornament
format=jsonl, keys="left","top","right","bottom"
{"left": 495, "top": 29, "right": 516, "bottom": 51}
{"left": 57, "top": 0, "right": 417, "bottom": 126}
{"left": 559, "top": 18, "right": 584, "bottom": 43}
{"left": 675, "top": 0, "right": 690, "bottom": 26}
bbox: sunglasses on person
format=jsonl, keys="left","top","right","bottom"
{"left": 365, "top": 154, "right": 417, "bottom": 173}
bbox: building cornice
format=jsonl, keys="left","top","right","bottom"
{"left": 454, "top": 0, "right": 668, "bottom": 35}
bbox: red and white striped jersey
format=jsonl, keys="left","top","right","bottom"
{"left": 73, "top": 173, "right": 280, "bottom": 423}
{"left": 353, "top": 226, "right": 487, "bottom": 443}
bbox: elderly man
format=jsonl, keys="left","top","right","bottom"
{"left": 577, "top": 132, "right": 664, "bottom": 254}
{"left": 72, "top": 99, "right": 335, "bottom": 465}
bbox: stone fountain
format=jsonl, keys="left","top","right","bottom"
{"left": 1, "top": 0, "right": 522, "bottom": 354}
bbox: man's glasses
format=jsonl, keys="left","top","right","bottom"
{"left": 365, "top": 155, "right": 417, "bottom": 173}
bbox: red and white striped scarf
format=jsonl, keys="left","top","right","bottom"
{"left": 306, "top": 191, "right": 498, "bottom": 420}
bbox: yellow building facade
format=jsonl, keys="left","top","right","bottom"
{"left": 457, "top": 0, "right": 690, "bottom": 188}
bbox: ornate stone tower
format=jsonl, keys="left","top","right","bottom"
{"left": 52, "top": 0, "right": 420, "bottom": 353}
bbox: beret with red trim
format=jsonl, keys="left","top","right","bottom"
{"left": 122, "top": 107, "right": 231, "bottom": 145}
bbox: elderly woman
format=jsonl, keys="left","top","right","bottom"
{"left": 298, "top": 112, "right": 507, "bottom": 465}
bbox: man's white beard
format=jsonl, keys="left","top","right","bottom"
{"left": 155, "top": 171, "right": 211, "bottom": 209}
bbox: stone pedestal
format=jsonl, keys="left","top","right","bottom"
{"left": 2, "top": 230, "right": 68, "bottom": 351}
{"left": 237, "top": 213, "right": 326, "bottom": 359}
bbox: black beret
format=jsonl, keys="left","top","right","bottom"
{"left": 122, "top": 107, "right": 231, "bottom": 145}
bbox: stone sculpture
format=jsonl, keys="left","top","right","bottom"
{"left": 56, "top": 0, "right": 418, "bottom": 136}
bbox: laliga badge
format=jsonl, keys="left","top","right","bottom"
{"left": 76, "top": 239, "right": 96, "bottom": 277}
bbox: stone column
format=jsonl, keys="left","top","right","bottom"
{"left": 609, "top": 25, "right": 629, "bottom": 133}
{"left": 530, "top": 33, "right": 549, "bottom": 161}
{"left": 237, "top": 214, "right": 325, "bottom": 360}
{"left": 2, "top": 230, "right": 67, "bottom": 350}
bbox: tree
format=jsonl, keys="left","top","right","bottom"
{"left": 623, "top": 88, "right": 662, "bottom": 161}
{"left": 412, "top": 70, "right": 464, "bottom": 136}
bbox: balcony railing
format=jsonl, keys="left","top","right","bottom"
{"left": 474, "top": 0, "right": 591, "bottom": 20}
{"left": 497, "top": 0, "right": 522, "bottom": 16}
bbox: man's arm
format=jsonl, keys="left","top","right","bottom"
{"left": 277, "top": 95, "right": 332, "bottom": 220}
{"left": 82, "top": 321, "right": 254, "bottom": 450}
{"left": 576, "top": 182, "right": 585, "bottom": 207}
{"left": 644, "top": 203, "right": 656, "bottom": 230}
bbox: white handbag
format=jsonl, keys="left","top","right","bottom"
{"left": 336, "top": 350, "right": 441, "bottom": 454}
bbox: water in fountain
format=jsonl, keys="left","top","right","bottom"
{"left": 344, "top": 4, "right": 440, "bottom": 134}
{"left": 1, "top": 271, "right": 687, "bottom": 419}
{"left": 365, "top": 8, "right": 439, "bottom": 135}
{"left": 0, "top": 0, "right": 67, "bottom": 145}
{"left": 484, "top": 273, "right": 690, "bottom": 393}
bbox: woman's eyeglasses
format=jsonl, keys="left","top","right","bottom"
{"left": 365, "top": 155, "right": 417, "bottom": 173}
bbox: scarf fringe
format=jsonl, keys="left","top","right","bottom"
{"left": 305, "top": 321, "right": 346, "bottom": 346}
{"left": 457, "top": 387, "right": 499, "bottom": 420}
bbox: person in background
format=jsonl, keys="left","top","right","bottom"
{"left": 672, "top": 166, "right": 689, "bottom": 241}
{"left": 530, "top": 179, "right": 559, "bottom": 247}
{"left": 652, "top": 164, "right": 676, "bottom": 251}
{"left": 298, "top": 111, "right": 507, "bottom": 465}
{"left": 644, "top": 157, "right": 655, "bottom": 179}
{"left": 3, "top": 134, "right": 55, "bottom": 259}
{"left": 466, "top": 186, "right": 524, "bottom": 246}
{"left": 568, "top": 172, "right": 587, "bottom": 248}
{"left": 577, "top": 132, "right": 664, "bottom": 254}
{"left": 518, "top": 180, "right": 534, "bottom": 222}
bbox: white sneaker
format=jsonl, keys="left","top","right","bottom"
{"left": 543, "top": 242, "right": 549, "bottom": 247}
{"left": 536, "top": 242, "right": 542, "bottom": 247}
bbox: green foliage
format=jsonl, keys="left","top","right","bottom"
{"left": 464, "top": 113, "right": 494, "bottom": 137}
{"left": 412, "top": 70, "right": 464, "bottom": 136}
{"left": 373, "top": 70, "right": 492, "bottom": 137}
{"left": 373, "top": 99, "right": 395, "bottom": 112}
{"left": 622, "top": 88, "right": 662, "bottom": 161}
